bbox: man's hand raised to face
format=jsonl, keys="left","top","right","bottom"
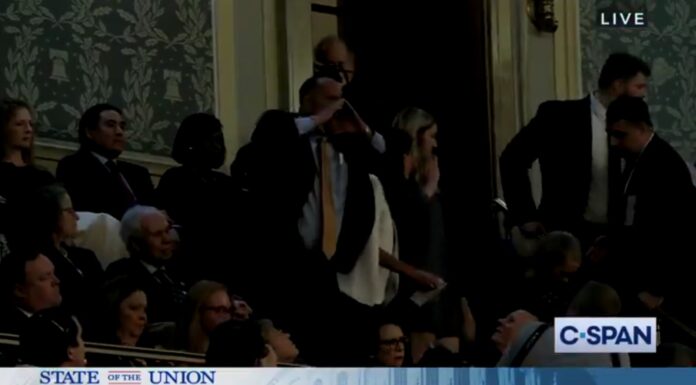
{"left": 311, "top": 99, "right": 345, "bottom": 128}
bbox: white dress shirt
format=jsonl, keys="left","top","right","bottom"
{"left": 294, "top": 117, "right": 386, "bottom": 251}
{"left": 584, "top": 92, "right": 610, "bottom": 224}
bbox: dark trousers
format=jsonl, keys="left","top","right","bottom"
{"left": 277, "top": 249, "right": 378, "bottom": 367}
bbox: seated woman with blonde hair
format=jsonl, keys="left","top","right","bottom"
{"left": 176, "top": 280, "right": 233, "bottom": 353}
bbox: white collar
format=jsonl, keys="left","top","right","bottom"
{"left": 140, "top": 260, "right": 159, "bottom": 274}
{"left": 590, "top": 91, "right": 607, "bottom": 120}
{"left": 640, "top": 133, "right": 655, "bottom": 155}
{"left": 18, "top": 307, "right": 33, "bottom": 318}
{"left": 91, "top": 151, "right": 113, "bottom": 166}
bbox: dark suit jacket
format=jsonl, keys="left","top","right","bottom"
{"left": 56, "top": 149, "right": 154, "bottom": 219}
{"left": 105, "top": 257, "right": 186, "bottom": 323}
{"left": 0, "top": 306, "right": 29, "bottom": 334}
{"left": 611, "top": 134, "right": 696, "bottom": 306}
{"left": 44, "top": 245, "right": 104, "bottom": 328}
{"left": 500, "top": 96, "right": 621, "bottom": 231}
{"left": 245, "top": 110, "right": 375, "bottom": 271}
{"left": 234, "top": 110, "right": 376, "bottom": 320}
{"left": 155, "top": 166, "right": 249, "bottom": 287}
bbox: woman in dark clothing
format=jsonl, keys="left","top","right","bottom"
{"left": 0, "top": 99, "right": 54, "bottom": 259}
{"left": 90, "top": 276, "right": 152, "bottom": 366}
{"left": 383, "top": 107, "right": 464, "bottom": 365}
{"left": 155, "top": 113, "right": 247, "bottom": 288}
{"left": 10, "top": 184, "right": 104, "bottom": 330}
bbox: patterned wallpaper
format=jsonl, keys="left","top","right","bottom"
{"left": 580, "top": 0, "right": 696, "bottom": 164}
{"left": 0, "top": 0, "right": 214, "bottom": 156}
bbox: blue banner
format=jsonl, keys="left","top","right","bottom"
{"left": 10, "top": 368, "right": 696, "bottom": 385}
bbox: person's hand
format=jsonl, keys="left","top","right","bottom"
{"left": 638, "top": 291, "right": 664, "bottom": 310}
{"left": 311, "top": 99, "right": 345, "bottom": 127}
{"left": 409, "top": 269, "right": 444, "bottom": 290}
{"left": 423, "top": 157, "right": 440, "bottom": 198}
{"left": 519, "top": 221, "right": 546, "bottom": 238}
{"left": 343, "top": 100, "right": 370, "bottom": 135}
{"left": 232, "top": 298, "right": 253, "bottom": 321}
{"left": 260, "top": 344, "right": 278, "bottom": 367}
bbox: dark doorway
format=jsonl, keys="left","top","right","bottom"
{"left": 341, "top": 0, "right": 495, "bottom": 289}
{"left": 339, "top": 0, "right": 509, "bottom": 364}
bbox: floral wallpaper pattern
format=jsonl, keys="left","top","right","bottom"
{"left": 0, "top": 0, "right": 214, "bottom": 156}
{"left": 580, "top": 0, "right": 696, "bottom": 165}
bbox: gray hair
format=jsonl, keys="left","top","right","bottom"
{"left": 536, "top": 231, "right": 581, "bottom": 268}
{"left": 392, "top": 107, "right": 436, "bottom": 141}
{"left": 567, "top": 281, "right": 622, "bottom": 317}
{"left": 119, "top": 205, "right": 163, "bottom": 247}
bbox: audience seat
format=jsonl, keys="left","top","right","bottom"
{"left": 71, "top": 212, "right": 128, "bottom": 269}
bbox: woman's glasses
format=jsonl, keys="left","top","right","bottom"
{"left": 379, "top": 336, "right": 408, "bottom": 349}
{"left": 201, "top": 306, "right": 231, "bottom": 315}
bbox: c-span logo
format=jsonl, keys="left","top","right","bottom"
{"left": 554, "top": 317, "right": 656, "bottom": 353}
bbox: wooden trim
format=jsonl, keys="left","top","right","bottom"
{"left": 284, "top": 0, "right": 314, "bottom": 111}
{"left": 214, "top": 0, "right": 241, "bottom": 169}
{"left": 311, "top": 4, "right": 339, "bottom": 15}
{"left": 488, "top": 0, "right": 523, "bottom": 195}
{"left": 34, "top": 139, "right": 176, "bottom": 178}
{"left": 0, "top": 333, "right": 205, "bottom": 365}
{"left": 553, "top": 0, "right": 582, "bottom": 100}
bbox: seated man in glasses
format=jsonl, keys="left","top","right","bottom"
{"left": 605, "top": 96, "right": 696, "bottom": 338}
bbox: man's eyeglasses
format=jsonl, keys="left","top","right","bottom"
{"left": 379, "top": 337, "right": 408, "bottom": 349}
{"left": 607, "top": 129, "right": 628, "bottom": 139}
{"left": 201, "top": 306, "right": 231, "bottom": 315}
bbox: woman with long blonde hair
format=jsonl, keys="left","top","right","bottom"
{"left": 176, "top": 280, "right": 233, "bottom": 354}
{"left": 391, "top": 107, "right": 439, "bottom": 196}
{"left": 384, "top": 107, "right": 472, "bottom": 365}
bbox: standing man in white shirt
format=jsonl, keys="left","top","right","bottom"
{"left": 500, "top": 53, "right": 651, "bottom": 249}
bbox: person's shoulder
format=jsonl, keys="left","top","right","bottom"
{"left": 159, "top": 166, "right": 186, "bottom": 181}
{"left": 117, "top": 159, "right": 150, "bottom": 174}
{"left": 105, "top": 257, "right": 140, "bottom": 276}
{"left": 65, "top": 245, "right": 98, "bottom": 260}
{"left": 58, "top": 150, "right": 89, "bottom": 166}
{"left": 537, "top": 96, "right": 589, "bottom": 115}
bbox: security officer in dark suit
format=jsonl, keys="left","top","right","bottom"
{"left": 56, "top": 104, "right": 154, "bottom": 220}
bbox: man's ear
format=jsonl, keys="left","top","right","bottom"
{"left": 14, "top": 284, "right": 26, "bottom": 300}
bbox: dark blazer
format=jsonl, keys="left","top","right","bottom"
{"left": 500, "top": 96, "right": 621, "bottom": 231}
{"left": 244, "top": 110, "right": 375, "bottom": 273}
{"left": 0, "top": 162, "right": 55, "bottom": 237}
{"left": 0, "top": 306, "right": 29, "bottom": 334}
{"left": 56, "top": 150, "right": 154, "bottom": 219}
{"left": 105, "top": 257, "right": 186, "bottom": 323}
{"left": 43, "top": 245, "right": 104, "bottom": 327}
{"left": 611, "top": 134, "right": 696, "bottom": 306}
{"left": 155, "top": 166, "right": 247, "bottom": 286}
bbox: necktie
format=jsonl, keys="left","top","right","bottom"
{"left": 320, "top": 139, "right": 338, "bottom": 259}
{"left": 105, "top": 160, "right": 136, "bottom": 204}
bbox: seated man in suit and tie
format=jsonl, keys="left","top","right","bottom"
{"left": 105, "top": 205, "right": 186, "bottom": 323}
{"left": 56, "top": 104, "right": 154, "bottom": 220}
{"left": 605, "top": 96, "right": 696, "bottom": 336}
{"left": 246, "top": 76, "right": 442, "bottom": 366}
{"left": 0, "top": 248, "right": 62, "bottom": 334}
{"left": 500, "top": 53, "right": 651, "bottom": 249}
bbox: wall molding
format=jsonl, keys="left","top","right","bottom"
{"left": 34, "top": 139, "right": 176, "bottom": 178}
{"left": 284, "top": 0, "right": 313, "bottom": 112}
{"left": 553, "top": 0, "right": 582, "bottom": 100}
{"left": 489, "top": 0, "right": 523, "bottom": 194}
